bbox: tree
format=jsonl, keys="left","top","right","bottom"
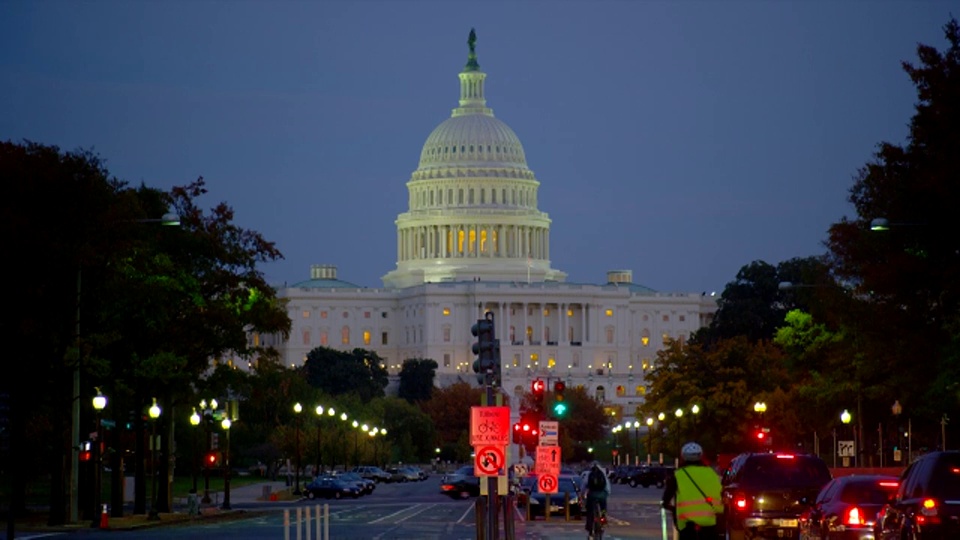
{"left": 826, "top": 17, "right": 960, "bottom": 444}
{"left": 397, "top": 358, "right": 438, "bottom": 403}
{"left": 421, "top": 381, "right": 483, "bottom": 462}
{"left": 303, "top": 347, "right": 389, "bottom": 402}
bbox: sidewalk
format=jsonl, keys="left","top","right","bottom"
{"left": 10, "top": 481, "right": 294, "bottom": 534}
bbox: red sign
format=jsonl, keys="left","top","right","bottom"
{"left": 538, "top": 473, "right": 558, "bottom": 494}
{"left": 470, "top": 406, "right": 510, "bottom": 446}
{"left": 474, "top": 445, "right": 506, "bottom": 476}
{"left": 535, "top": 445, "right": 561, "bottom": 477}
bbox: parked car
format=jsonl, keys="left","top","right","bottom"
{"left": 335, "top": 471, "right": 376, "bottom": 495}
{"left": 525, "top": 476, "right": 583, "bottom": 518}
{"left": 799, "top": 474, "right": 899, "bottom": 539}
{"left": 875, "top": 450, "right": 960, "bottom": 540}
{"left": 627, "top": 464, "right": 674, "bottom": 488}
{"left": 387, "top": 466, "right": 421, "bottom": 482}
{"left": 720, "top": 451, "right": 832, "bottom": 540}
{"left": 350, "top": 465, "right": 392, "bottom": 483}
{"left": 304, "top": 476, "right": 362, "bottom": 499}
{"left": 440, "top": 465, "right": 480, "bottom": 499}
{"left": 611, "top": 465, "right": 641, "bottom": 484}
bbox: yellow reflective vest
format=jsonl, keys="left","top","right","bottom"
{"left": 675, "top": 465, "right": 723, "bottom": 529}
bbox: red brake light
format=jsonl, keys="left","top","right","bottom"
{"left": 734, "top": 494, "right": 749, "bottom": 511}
{"left": 878, "top": 481, "right": 899, "bottom": 488}
{"left": 775, "top": 454, "right": 795, "bottom": 459}
{"left": 845, "top": 507, "right": 864, "bottom": 526}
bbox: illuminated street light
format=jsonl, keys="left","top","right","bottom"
{"left": 147, "top": 398, "right": 162, "bottom": 521}
{"left": 293, "top": 403, "right": 303, "bottom": 495}
{"left": 91, "top": 389, "right": 107, "bottom": 528}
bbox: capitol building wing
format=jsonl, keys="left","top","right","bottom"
{"left": 248, "top": 31, "right": 717, "bottom": 422}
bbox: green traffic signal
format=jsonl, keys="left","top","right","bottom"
{"left": 552, "top": 401, "right": 567, "bottom": 417}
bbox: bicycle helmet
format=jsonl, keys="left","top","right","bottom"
{"left": 681, "top": 442, "right": 703, "bottom": 462}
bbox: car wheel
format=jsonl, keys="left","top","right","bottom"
{"left": 628, "top": 479, "right": 638, "bottom": 488}
{"left": 306, "top": 490, "right": 316, "bottom": 500}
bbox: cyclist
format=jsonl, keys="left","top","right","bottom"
{"left": 583, "top": 461, "right": 610, "bottom": 539}
{"left": 661, "top": 442, "right": 723, "bottom": 540}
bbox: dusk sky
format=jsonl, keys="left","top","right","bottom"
{"left": 1, "top": 1, "right": 952, "bottom": 293}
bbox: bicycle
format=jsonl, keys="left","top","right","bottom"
{"left": 589, "top": 500, "right": 606, "bottom": 540}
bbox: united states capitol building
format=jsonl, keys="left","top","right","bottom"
{"left": 254, "top": 31, "right": 717, "bottom": 422}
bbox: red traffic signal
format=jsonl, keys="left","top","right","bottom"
{"left": 554, "top": 380, "right": 565, "bottom": 393}
{"left": 205, "top": 451, "right": 220, "bottom": 468}
{"left": 756, "top": 431, "right": 765, "bottom": 440}
{"left": 531, "top": 379, "right": 545, "bottom": 396}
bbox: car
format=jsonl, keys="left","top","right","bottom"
{"left": 387, "top": 466, "right": 421, "bottom": 482}
{"left": 525, "top": 476, "right": 583, "bottom": 518}
{"left": 335, "top": 471, "right": 376, "bottom": 495}
{"left": 720, "top": 451, "right": 832, "bottom": 540}
{"left": 304, "top": 476, "right": 362, "bottom": 499}
{"left": 440, "top": 465, "right": 480, "bottom": 499}
{"left": 350, "top": 465, "right": 392, "bottom": 483}
{"left": 799, "top": 474, "right": 899, "bottom": 539}
{"left": 611, "top": 465, "right": 641, "bottom": 484}
{"left": 626, "top": 464, "right": 674, "bottom": 488}
{"left": 875, "top": 450, "right": 960, "bottom": 539}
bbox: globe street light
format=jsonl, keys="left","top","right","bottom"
{"left": 220, "top": 418, "right": 232, "bottom": 510}
{"left": 315, "top": 405, "right": 333, "bottom": 477}
{"left": 189, "top": 408, "right": 201, "bottom": 493}
{"left": 293, "top": 402, "right": 303, "bottom": 495}
{"left": 147, "top": 398, "right": 162, "bottom": 521}
{"left": 646, "top": 417, "right": 654, "bottom": 461}
{"left": 690, "top": 404, "right": 700, "bottom": 437}
{"left": 674, "top": 408, "right": 684, "bottom": 457}
{"left": 91, "top": 390, "right": 107, "bottom": 528}
{"left": 841, "top": 409, "right": 853, "bottom": 467}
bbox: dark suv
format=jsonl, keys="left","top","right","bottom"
{"left": 875, "top": 450, "right": 960, "bottom": 539}
{"left": 627, "top": 464, "right": 674, "bottom": 488}
{"left": 720, "top": 452, "right": 832, "bottom": 540}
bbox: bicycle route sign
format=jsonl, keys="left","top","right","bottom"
{"left": 475, "top": 445, "right": 506, "bottom": 476}
{"left": 470, "top": 406, "right": 510, "bottom": 446}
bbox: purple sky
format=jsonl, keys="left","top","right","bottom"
{"left": 1, "top": 1, "right": 951, "bottom": 292}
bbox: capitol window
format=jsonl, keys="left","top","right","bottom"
{"left": 381, "top": 332, "right": 388, "bottom": 345}
{"left": 320, "top": 331, "right": 328, "bottom": 346}
{"left": 341, "top": 326, "right": 350, "bottom": 344}
{"left": 321, "top": 311, "right": 328, "bottom": 319}
{"left": 302, "top": 310, "right": 310, "bottom": 318}
{"left": 363, "top": 330, "right": 371, "bottom": 345}
{"left": 605, "top": 309, "right": 613, "bottom": 317}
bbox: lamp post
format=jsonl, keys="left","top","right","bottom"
{"left": 221, "top": 418, "right": 232, "bottom": 510}
{"left": 657, "top": 412, "right": 666, "bottom": 464}
{"left": 690, "top": 404, "right": 700, "bottom": 438}
{"left": 293, "top": 402, "right": 302, "bottom": 495}
{"left": 91, "top": 390, "right": 107, "bottom": 528}
{"left": 198, "top": 398, "right": 218, "bottom": 504}
{"left": 646, "top": 417, "right": 654, "bottom": 463}
{"left": 315, "top": 405, "right": 333, "bottom": 477}
{"left": 674, "top": 408, "right": 684, "bottom": 458}
{"left": 841, "top": 409, "right": 853, "bottom": 467}
{"left": 352, "top": 420, "right": 360, "bottom": 466}
{"left": 338, "top": 412, "right": 348, "bottom": 471}
{"left": 189, "top": 408, "right": 200, "bottom": 493}
{"left": 147, "top": 398, "right": 162, "bottom": 520}
{"left": 632, "top": 421, "right": 641, "bottom": 463}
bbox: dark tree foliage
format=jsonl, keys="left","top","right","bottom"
{"left": 303, "top": 347, "right": 389, "bottom": 402}
{"left": 693, "top": 257, "right": 829, "bottom": 348}
{"left": 397, "top": 358, "right": 438, "bottom": 403}
{"left": 826, "top": 18, "right": 960, "bottom": 437}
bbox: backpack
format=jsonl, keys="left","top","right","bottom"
{"left": 588, "top": 468, "right": 605, "bottom": 491}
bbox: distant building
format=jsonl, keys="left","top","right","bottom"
{"left": 246, "top": 31, "right": 717, "bottom": 423}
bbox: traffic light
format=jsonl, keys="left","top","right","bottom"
{"left": 471, "top": 312, "right": 500, "bottom": 386}
{"left": 79, "top": 440, "right": 92, "bottom": 462}
{"left": 552, "top": 380, "right": 567, "bottom": 418}
{"left": 204, "top": 451, "right": 221, "bottom": 468}
{"left": 513, "top": 422, "right": 521, "bottom": 444}
{"left": 531, "top": 379, "right": 545, "bottom": 410}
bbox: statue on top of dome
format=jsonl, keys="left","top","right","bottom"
{"left": 465, "top": 28, "right": 480, "bottom": 72}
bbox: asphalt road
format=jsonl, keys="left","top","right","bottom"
{"left": 5, "top": 477, "right": 675, "bottom": 540}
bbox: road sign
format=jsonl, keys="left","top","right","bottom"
{"left": 539, "top": 420, "right": 558, "bottom": 446}
{"left": 538, "top": 473, "right": 558, "bottom": 494}
{"left": 513, "top": 463, "right": 528, "bottom": 478}
{"left": 475, "top": 445, "right": 506, "bottom": 476}
{"left": 838, "top": 440, "right": 855, "bottom": 458}
{"left": 535, "top": 445, "right": 561, "bottom": 477}
{"left": 470, "top": 406, "right": 511, "bottom": 446}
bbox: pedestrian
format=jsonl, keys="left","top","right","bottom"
{"left": 661, "top": 442, "right": 723, "bottom": 540}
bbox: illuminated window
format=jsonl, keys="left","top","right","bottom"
{"left": 320, "top": 331, "right": 328, "bottom": 346}
{"left": 567, "top": 309, "right": 573, "bottom": 317}
{"left": 605, "top": 309, "right": 613, "bottom": 317}
{"left": 302, "top": 310, "right": 310, "bottom": 319}
{"left": 642, "top": 329, "right": 651, "bottom": 347}
{"left": 662, "top": 333, "right": 670, "bottom": 346}
{"left": 547, "top": 357, "right": 556, "bottom": 369}
{"left": 616, "top": 385, "right": 626, "bottom": 397}
{"left": 321, "top": 311, "right": 328, "bottom": 319}
{"left": 302, "top": 330, "right": 310, "bottom": 345}
{"left": 363, "top": 331, "right": 371, "bottom": 345}
{"left": 442, "top": 307, "right": 451, "bottom": 316}
{"left": 526, "top": 326, "right": 533, "bottom": 342}
{"left": 543, "top": 308, "right": 550, "bottom": 316}
{"left": 443, "top": 327, "right": 451, "bottom": 342}
{"left": 642, "top": 359, "right": 650, "bottom": 370}
{"left": 341, "top": 326, "right": 350, "bottom": 344}
{"left": 529, "top": 353, "right": 539, "bottom": 366}
{"left": 381, "top": 332, "right": 388, "bottom": 345}
{"left": 635, "top": 385, "right": 645, "bottom": 396}
{"left": 512, "top": 354, "right": 520, "bottom": 367}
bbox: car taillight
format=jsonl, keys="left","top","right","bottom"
{"left": 734, "top": 493, "right": 749, "bottom": 511}
{"left": 844, "top": 506, "right": 864, "bottom": 526}
{"left": 920, "top": 498, "right": 938, "bottom": 516}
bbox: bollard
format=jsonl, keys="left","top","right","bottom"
{"left": 296, "top": 506, "right": 303, "bottom": 540}
{"left": 284, "top": 508, "right": 291, "bottom": 540}
{"left": 99, "top": 504, "right": 109, "bottom": 528}
{"left": 304, "top": 505, "right": 311, "bottom": 540}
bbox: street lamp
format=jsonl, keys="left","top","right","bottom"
{"left": 632, "top": 421, "right": 641, "bottom": 463}
{"left": 189, "top": 408, "right": 200, "bottom": 493}
{"left": 221, "top": 418, "right": 232, "bottom": 510}
{"left": 674, "top": 408, "right": 684, "bottom": 457}
{"left": 646, "top": 417, "right": 654, "bottom": 461}
{"left": 293, "top": 402, "right": 302, "bottom": 495}
{"left": 690, "top": 404, "right": 700, "bottom": 438}
{"left": 315, "top": 405, "right": 333, "bottom": 477}
{"left": 352, "top": 420, "right": 360, "bottom": 466}
{"left": 91, "top": 389, "right": 107, "bottom": 528}
{"left": 147, "top": 398, "right": 162, "bottom": 520}
{"left": 841, "top": 409, "right": 853, "bottom": 467}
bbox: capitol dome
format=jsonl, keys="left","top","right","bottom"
{"left": 382, "top": 29, "right": 566, "bottom": 289}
